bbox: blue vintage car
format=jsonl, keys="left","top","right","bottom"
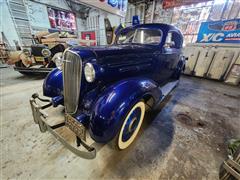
{"left": 30, "top": 23, "right": 185, "bottom": 159}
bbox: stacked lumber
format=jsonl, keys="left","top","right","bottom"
{"left": 0, "top": 43, "right": 9, "bottom": 63}
{"left": 34, "top": 31, "right": 96, "bottom": 47}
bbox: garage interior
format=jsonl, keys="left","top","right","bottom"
{"left": 1, "top": 0, "right": 240, "bottom": 179}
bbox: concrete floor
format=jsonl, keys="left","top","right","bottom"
{"left": 1, "top": 66, "right": 240, "bottom": 180}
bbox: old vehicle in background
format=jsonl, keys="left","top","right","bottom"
{"left": 13, "top": 43, "right": 65, "bottom": 74}
{"left": 8, "top": 31, "right": 96, "bottom": 75}
{"left": 30, "top": 23, "right": 185, "bottom": 159}
{"left": 8, "top": 31, "right": 68, "bottom": 74}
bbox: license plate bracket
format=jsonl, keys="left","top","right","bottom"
{"left": 65, "top": 114, "right": 86, "bottom": 141}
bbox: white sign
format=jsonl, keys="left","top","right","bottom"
{"left": 78, "top": 0, "right": 128, "bottom": 17}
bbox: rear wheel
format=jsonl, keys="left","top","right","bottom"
{"left": 116, "top": 101, "right": 145, "bottom": 150}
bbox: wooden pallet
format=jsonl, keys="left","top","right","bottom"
{"left": 220, "top": 148, "right": 240, "bottom": 180}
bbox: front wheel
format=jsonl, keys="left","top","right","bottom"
{"left": 15, "top": 61, "right": 32, "bottom": 75}
{"left": 116, "top": 101, "right": 145, "bottom": 150}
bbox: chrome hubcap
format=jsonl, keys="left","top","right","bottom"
{"left": 128, "top": 117, "right": 137, "bottom": 132}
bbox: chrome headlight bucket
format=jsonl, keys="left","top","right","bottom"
{"left": 84, "top": 63, "right": 95, "bottom": 82}
{"left": 52, "top": 52, "right": 63, "bottom": 70}
{"left": 22, "top": 49, "right": 31, "bottom": 56}
{"left": 41, "top": 48, "right": 51, "bottom": 58}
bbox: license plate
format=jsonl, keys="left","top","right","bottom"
{"left": 65, "top": 114, "right": 86, "bottom": 141}
{"left": 35, "top": 56, "right": 44, "bottom": 62}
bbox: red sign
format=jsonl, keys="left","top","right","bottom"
{"left": 162, "top": 0, "right": 211, "bottom": 9}
{"left": 223, "top": 21, "right": 237, "bottom": 31}
{"left": 81, "top": 31, "right": 97, "bottom": 46}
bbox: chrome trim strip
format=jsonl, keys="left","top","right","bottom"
{"left": 63, "top": 49, "right": 82, "bottom": 114}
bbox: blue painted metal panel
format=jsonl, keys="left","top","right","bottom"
{"left": 89, "top": 77, "right": 160, "bottom": 143}
{"left": 43, "top": 68, "right": 63, "bottom": 97}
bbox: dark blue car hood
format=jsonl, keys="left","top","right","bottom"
{"left": 70, "top": 44, "right": 156, "bottom": 63}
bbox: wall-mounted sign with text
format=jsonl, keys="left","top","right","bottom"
{"left": 78, "top": 0, "right": 128, "bottom": 17}
{"left": 162, "top": 0, "right": 211, "bottom": 9}
{"left": 47, "top": 8, "right": 76, "bottom": 32}
{"left": 197, "top": 19, "right": 240, "bottom": 43}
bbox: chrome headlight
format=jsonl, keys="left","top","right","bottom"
{"left": 84, "top": 63, "right": 95, "bottom": 82}
{"left": 52, "top": 52, "right": 63, "bottom": 70}
{"left": 41, "top": 48, "right": 51, "bottom": 58}
{"left": 22, "top": 49, "right": 31, "bottom": 56}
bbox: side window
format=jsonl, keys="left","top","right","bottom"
{"left": 164, "top": 32, "right": 182, "bottom": 49}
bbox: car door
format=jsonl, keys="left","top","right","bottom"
{"left": 158, "top": 31, "right": 182, "bottom": 82}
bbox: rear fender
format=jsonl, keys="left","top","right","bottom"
{"left": 172, "top": 56, "right": 185, "bottom": 78}
{"left": 43, "top": 68, "right": 63, "bottom": 97}
{"left": 89, "top": 77, "right": 160, "bottom": 143}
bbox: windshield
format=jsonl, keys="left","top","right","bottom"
{"left": 116, "top": 28, "right": 161, "bottom": 45}
{"left": 132, "top": 29, "right": 161, "bottom": 44}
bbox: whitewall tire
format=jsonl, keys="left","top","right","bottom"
{"left": 117, "top": 101, "right": 145, "bottom": 150}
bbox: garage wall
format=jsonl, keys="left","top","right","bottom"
{"left": 86, "top": 9, "right": 123, "bottom": 45}
{"left": 27, "top": 0, "right": 123, "bottom": 45}
{"left": 98, "top": 11, "right": 123, "bottom": 45}
{"left": 0, "top": 0, "right": 21, "bottom": 48}
{"left": 27, "top": 0, "right": 50, "bottom": 32}
{"left": 27, "top": 0, "right": 72, "bottom": 32}
{"left": 1, "top": 0, "right": 124, "bottom": 47}
{"left": 31, "top": 0, "right": 70, "bottom": 10}
{"left": 125, "top": 2, "right": 145, "bottom": 26}
{"left": 76, "top": 14, "right": 86, "bottom": 35}
{"left": 24, "top": 0, "right": 83, "bottom": 38}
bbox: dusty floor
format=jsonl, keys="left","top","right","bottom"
{"left": 0, "top": 66, "right": 240, "bottom": 180}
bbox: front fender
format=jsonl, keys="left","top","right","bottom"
{"left": 89, "top": 77, "right": 160, "bottom": 143}
{"left": 43, "top": 68, "right": 63, "bottom": 97}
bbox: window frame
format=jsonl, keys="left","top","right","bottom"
{"left": 132, "top": 28, "right": 163, "bottom": 45}
{"left": 165, "top": 30, "right": 182, "bottom": 49}
{"left": 115, "top": 30, "right": 135, "bottom": 45}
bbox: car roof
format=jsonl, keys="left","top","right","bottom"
{"left": 117, "top": 23, "right": 182, "bottom": 36}
{"left": 135, "top": 23, "right": 181, "bottom": 33}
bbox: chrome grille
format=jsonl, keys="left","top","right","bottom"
{"left": 63, "top": 50, "right": 82, "bottom": 114}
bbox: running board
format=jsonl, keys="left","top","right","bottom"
{"left": 160, "top": 80, "right": 179, "bottom": 100}
{"left": 154, "top": 80, "right": 179, "bottom": 108}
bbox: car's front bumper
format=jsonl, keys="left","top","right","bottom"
{"left": 29, "top": 93, "right": 96, "bottom": 159}
{"left": 14, "top": 66, "right": 53, "bottom": 73}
